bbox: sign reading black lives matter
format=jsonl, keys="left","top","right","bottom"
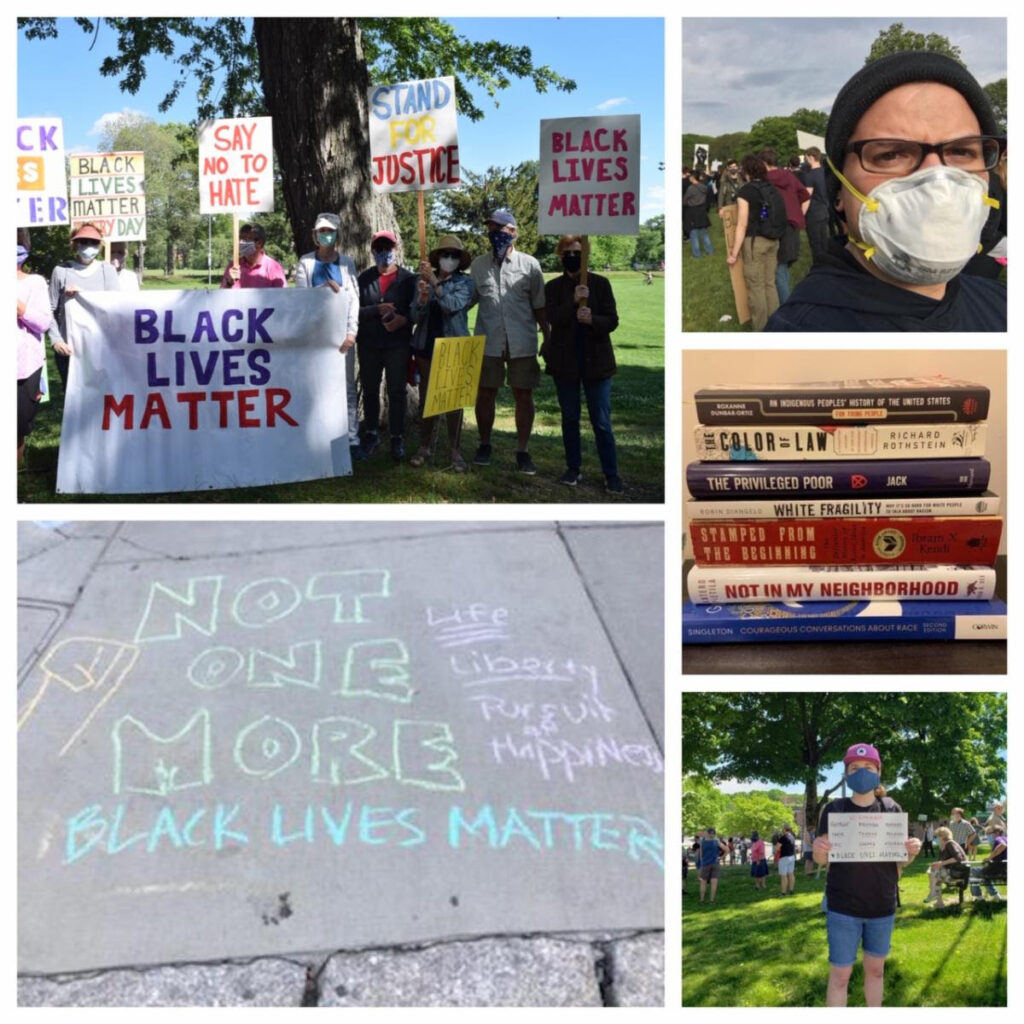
{"left": 18, "top": 533, "right": 664, "bottom": 973}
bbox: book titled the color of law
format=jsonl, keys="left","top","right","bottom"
{"left": 693, "top": 422, "right": 988, "bottom": 461}
{"left": 688, "top": 516, "right": 1002, "bottom": 566}
{"left": 682, "top": 597, "right": 1007, "bottom": 643}
{"left": 695, "top": 377, "right": 989, "bottom": 425}
{"left": 686, "top": 563, "right": 997, "bottom": 604}
{"left": 684, "top": 493, "right": 1001, "bottom": 520}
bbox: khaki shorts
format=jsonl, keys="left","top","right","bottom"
{"left": 698, "top": 863, "right": 720, "bottom": 881}
{"left": 480, "top": 354, "right": 541, "bottom": 390}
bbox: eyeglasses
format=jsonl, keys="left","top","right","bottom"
{"left": 846, "top": 135, "right": 1003, "bottom": 175}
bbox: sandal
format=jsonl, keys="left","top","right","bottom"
{"left": 451, "top": 450, "right": 467, "bottom": 473}
{"left": 409, "top": 448, "right": 431, "bottom": 468}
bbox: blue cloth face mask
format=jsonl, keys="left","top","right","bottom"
{"left": 76, "top": 244, "right": 100, "bottom": 262}
{"left": 373, "top": 249, "right": 396, "bottom": 269}
{"left": 316, "top": 231, "right": 337, "bottom": 248}
{"left": 846, "top": 767, "right": 880, "bottom": 794}
{"left": 489, "top": 230, "right": 514, "bottom": 260}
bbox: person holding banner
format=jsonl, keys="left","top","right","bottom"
{"left": 543, "top": 235, "right": 623, "bottom": 493}
{"left": 108, "top": 242, "right": 139, "bottom": 292}
{"left": 812, "top": 743, "right": 921, "bottom": 1007}
{"left": 408, "top": 235, "right": 476, "bottom": 472}
{"left": 356, "top": 231, "right": 416, "bottom": 461}
{"left": 469, "top": 209, "right": 549, "bottom": 474}
{"left": 17, "top": 244, "right": 52, "bottom": 466}
{"left": 48, "top": 223, "right": 121, "bottom": 388}
{"left": 220, "top": 224, "right": 286, "bottom": 289}
{"left": 295, "top": 213, "right": 360, "bottom": 456}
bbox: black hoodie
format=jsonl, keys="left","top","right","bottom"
{"left": 765, "top": 241, "right": 1006, "bottom": 332}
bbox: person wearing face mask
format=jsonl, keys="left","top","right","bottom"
{"left": 295, "top": 213, "right": 360, "bottom": 457}
{"left": 408, "top": 235, "right": 476, "bottom": 472}
{"left": 766, "top": 51, "right": 1006, "bottom": 332}
{"left": 543, "top": 235, "right": 623, "bottom": 493}
{"left": 107, "top": 242, "right": 140, "bottom": 291}
{"left": 356, "top": 231, "right": 416, "bottom": 461}
{"left": 48, "top": 223, "right": 121, "bottom": 389}
{"left": 220, "top": 223, "right": 287, "bottom": 289}
{"left": 468, "top": 208, "right": 549, "bottom": 474}
{"left": 18, "top": 244, "right": 52, "bottom": 467}
{"left": 813, "top": 743, "right": 921, "bottom": 1006}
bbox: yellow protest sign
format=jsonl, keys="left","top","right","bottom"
{"left": 422, "top": 335, "right": 486, "bottom": 418}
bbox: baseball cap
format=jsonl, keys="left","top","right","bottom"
{"left": 487, "top": 208, "right": 517, "bottom": 228}
{"left": 371, "top": 230, "right": 397, "bottom": 247}
{"left": 843, "top": 742, "right": 881, "bottom": 769}
{"left": 315, "top": 213, "right": 340, "bottom": 231}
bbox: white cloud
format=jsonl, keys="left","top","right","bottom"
{"left": 594, "top": 97, "right": 630, "bottom": 111}
{"left": 88, "top": 108, "right": 147, "bottom": 138}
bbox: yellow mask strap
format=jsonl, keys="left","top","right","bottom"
{"left": 826, "top": 154, "right": 880, "bottom": 212}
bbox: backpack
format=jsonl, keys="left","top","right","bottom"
{"left": 749, "top": 180, "right": 787, "bottom": 239}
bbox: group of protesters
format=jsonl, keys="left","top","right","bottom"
{"left": 17, "top": 207, "right": 627, "bottom": 493}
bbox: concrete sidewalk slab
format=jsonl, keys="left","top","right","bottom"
{"left": 19, "top": 523, "right": 664, "bottom": 981}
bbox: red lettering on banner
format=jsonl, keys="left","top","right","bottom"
{"left": 371, "top": 146, "right": 460, "bottom": 187}
{"left": 546, "top": 192, "right": 637, "bottom": 218}
{"left": 102, "top": 394, "right": 134, "bottom": 429}
{"left": 140, "top": 393, "right": 172, "bottom": 430}
{"left": 101, "top": 389, "right": 299, "bottom": 430}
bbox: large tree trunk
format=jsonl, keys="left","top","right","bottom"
{"left": 254, "top": 18, "right": 399, "bottom": 266}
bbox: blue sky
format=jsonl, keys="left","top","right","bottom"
{"left": 17, "top": 17, "right": 665, "bottom": 221}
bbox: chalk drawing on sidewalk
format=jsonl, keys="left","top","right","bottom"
{"left": 113, "top": 710, "right": 213, "bottom": 796}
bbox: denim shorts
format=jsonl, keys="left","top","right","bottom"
{"left": 826, "top": 909, "right": 895, "bottom": 967}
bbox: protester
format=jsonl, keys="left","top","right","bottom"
{"left": 108, "top": 241, "right": 140, "bottom": 291}
{"left": 802, "top": 826, "right": 816, "bottom": 876}
{"left": 759, "top": 147, "right": 809, "bottom": 303}
{"left": 965, "top": 818, "right": 983, "bottom": 859}
{"left": 468, "top": 208, "right": 549, "bottom": 474}
{"left": 408, "top": 234, "right": 476, "bottom": 472}
{"left": 356, "top": 231, "right": 416, "bottom": 461}
{"left": 48, "top": 222, "right": 121, "bottom": 387}
{"left": 542, "top": 235, "right": 623, "bottom": 493}
{"left": 923, "top": 826, "right": 967, "bottom": 908}
{"left": 922, "top": 821, "right": 936, "bottom": 857}
{"left": 984, "top": 802, "right": 1007, "bottom": 836}
{"left": 221, "top": 223, "right": 287, "bottom": 288}
{"left": 684, "top": 173, "right": 715, "bottom": 258}
{"left": 801, "top": 147, "right": 831, "bottom": 262}
{"left": 698, "top": 826, "right": 728, "bottom": 905}
{"left": 969, "top": 832, "right": 1006, "bottom": 900}
{"left": 766, "top": 51, "right": 1006, "bottom": 331}
{"left": 813, "top": 742, "right": 921, "bottom": 1007}
{"left": 949, "top": 807, "right": 976, "bottom": 855}
{"left": 750, "top": 830, "right": 769, "bottom": 891}
{"left": 775, "top": 824, "right": 796, "bottom": 895}
{"left": 726, "top": 155, "right": 780, "bottom": 331}
{"left": 294, "top": 212, "right": 360, "bottom": 457}
{"left": 17, "top": 244, "right": 52, "bottom": 467}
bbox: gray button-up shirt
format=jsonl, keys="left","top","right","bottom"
{"left": 470, "top": 248, "right": 546, "bottom": 358}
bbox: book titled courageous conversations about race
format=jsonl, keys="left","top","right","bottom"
{"left": 695, "top": 377, "right": 989, "bottom": 424}
{"left": 682, "top": 597, "right": 1007, "bottom": 644}
{"left": 685, "top": 458, "right": 989, "bottom": 498}
{"left": 686, "top": 564, "right": 997, "bottom": 604}
{"left": 685, "top": 493, "right": 1001, "bottom": 520}
{"left": 693, "top": 422, "right": 988, "bottom": 461}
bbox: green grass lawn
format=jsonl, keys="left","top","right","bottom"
{"left": 681, "top": 216, "right": 812, "bottom": 332}
{"left": 682, "top": 858, "right": 1007, "bottom": 1006}
{"left": 19, "top": 271, "right": 663, "bottom": 504}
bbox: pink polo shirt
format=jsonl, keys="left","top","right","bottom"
{"left": 221, "top": 252, "right": 287, "bottom": 289}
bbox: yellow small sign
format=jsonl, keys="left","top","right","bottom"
{"left": 422, "top": 335, "right": 486, "bottom": 418}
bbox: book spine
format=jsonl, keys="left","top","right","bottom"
{"left": 692, "top": 423, "right": 988, "bottom": 461}
{"left": 682, "top": 602, "right": 1007, "bottom": 643}
{"left": 685, "top": 458, "right": 990, "bottom": 498}
{"left": 695, "top": 384, "right": 989, "bottom": 424}
{"left": 686, "top": 564, "right": 997, "bottom": 604}
{"left": 689, "top": 517, "right": 1002, "bottom": 566}
{"left": 684, "top": 494, "right": 1001, "bottom": 518}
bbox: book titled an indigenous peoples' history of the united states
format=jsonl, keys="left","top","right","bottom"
{"left": 682, "top": 597, "right": 1007, "bottom": 644}
{"left": 694, "top": 377, "right": 990, "bottom": 425}
{"left": 692, "top": 422, "right": 988, "bottom": 461}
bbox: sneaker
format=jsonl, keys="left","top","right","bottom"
{"left": 605, "top": 474, "right": 625, "bottom": 494}
{"left": 390, "top": 436, "right": 405, "bottom": 461}
{"left": 516, "top": 451, "right": 537, "bottom": 475}
{"left": 355, "top": 433, "right": 380, "bottom": 461}
{"left": 473, "top": 443, "right": 492, "bottom": 466}
{"left": 559, "top": 468, "right": 582, "bottom": 486}
{"left": 923, "top": 893, "right": 937, "bottom": 903}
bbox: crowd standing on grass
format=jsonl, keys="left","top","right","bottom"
{"left": 16, "top": 198, "right": 641, "bottom": 493}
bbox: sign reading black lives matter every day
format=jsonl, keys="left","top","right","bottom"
{"left": 18, "top": 536, "right": 664, "bottom": 973}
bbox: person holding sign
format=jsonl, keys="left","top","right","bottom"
{"left": 469, "top": 209, "right": 549, "bottom": 474}
{"left": 295, "top": 213, "right": 360, "bottom": 456}
{"left": 812, "top": 743, "right": 921, "bottom": 1007}
{"left": 356, "top": 231, "right": 416, "bottom": 462}
{"left": 408, "top": 235, "right": 476, "bottom": 472}
{"left": 220, "top": 224, "right": 286, "bottom": 289}
{"left": 543, "top": 235, "right": 623, "bottom": 492}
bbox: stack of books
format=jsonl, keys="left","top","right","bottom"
{"left": 683, "top": 377, "right": 1006, "bottom": 644}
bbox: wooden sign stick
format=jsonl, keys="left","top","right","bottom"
{"left": 579, "top": 234, "right": 590, "bottom": 307}
{"left": 232, "top": 213, "right": 240, "bottom": 280}
{"left": 417, "top": 191, "right": 427, "bottom": 265}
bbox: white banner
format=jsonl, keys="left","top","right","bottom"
{"left": 827, "top": 812, "right": 909, "bottom": 863}
{"left": 538, "top": 114, "right": 641, "bottom": 235}
{"left": 57, "top": 290, "right": 352, "bottom": 494}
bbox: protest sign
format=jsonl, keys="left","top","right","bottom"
{"left": 827, "top": 812, "right": 909, "bottom": 862}
{"left": 368, "top": 75, "right": 460, "bottom": 193}
{"left": 538, "top": 114, "right": 641, "bottom": 235}
{"left": 69, "top": 152, "right": 147, "bottom": 240}
{"left": 56, "top": 289, "right": 352, "bottom": 494}
{"left": 422, "top": 335, "right": 486, "bottom": 418}
{"left": 17, "top": 117, "right": 68, "bottom": 227}
{"left": 198, "top": 117, "right": 274, "bottom": 214}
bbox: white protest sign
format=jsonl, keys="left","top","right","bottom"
{"left": 827, "top": 812, "right": 909, "bottom": 863}
{"left": 198, "top": 117, "right": 274, "bottom": 214}
{"left": 538, "top": 114, "right": 641, "bottom": 235}
{"left": 56, "top": 289, "right": 352, "bottom": 494}
{"left": 68, "top": 152, "right": 146, "bottom": 241}
{"left": 17, "top": 117, "right": 68, "bottom": 227}
{"left": 368, "top": 75, "right": 460, "bottom": 193}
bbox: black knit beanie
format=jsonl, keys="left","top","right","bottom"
{"left": 825, "top": 51, "right": 999, "bottom": 205}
